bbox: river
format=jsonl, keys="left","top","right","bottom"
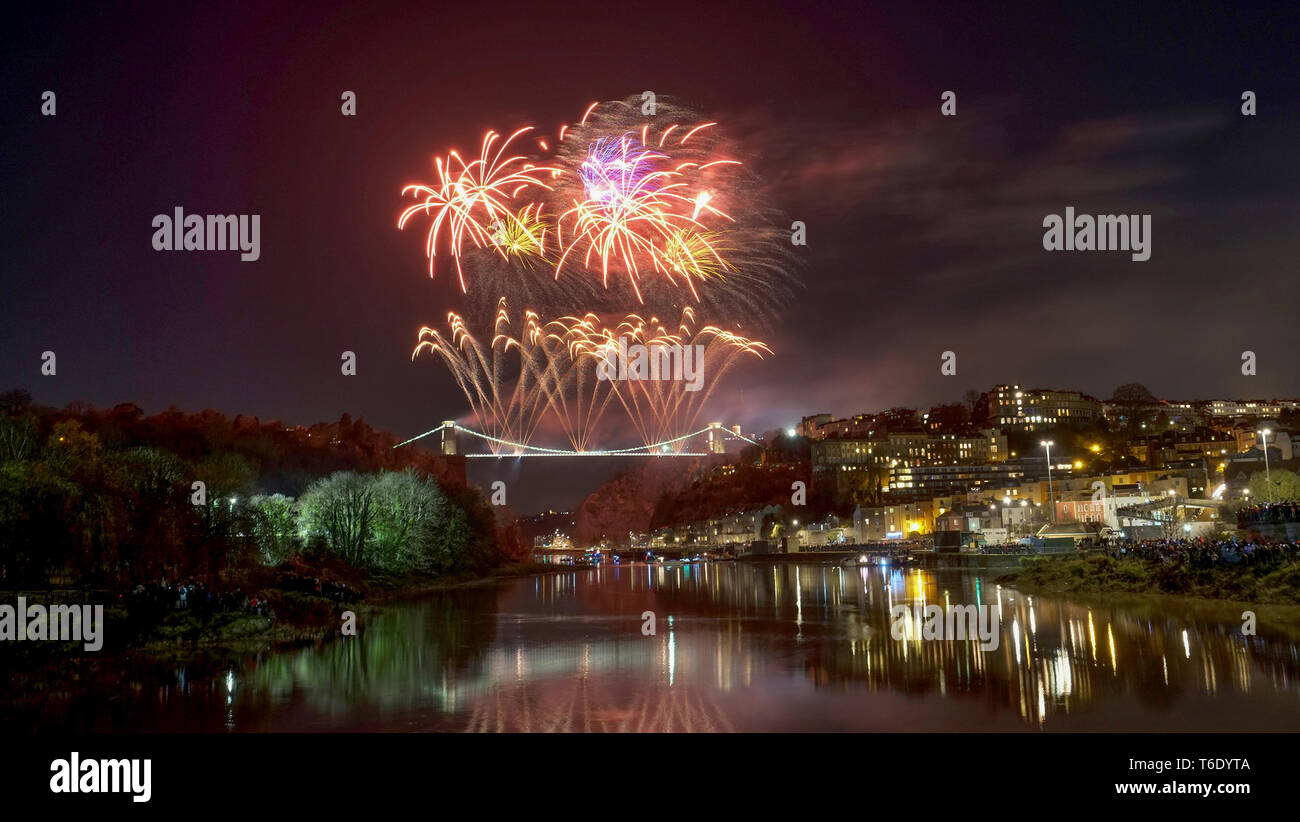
{"left": 20, "top": 562, "right": 1300, "bottom": 731}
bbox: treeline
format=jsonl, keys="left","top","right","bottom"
{"left": 0, "top": 389, "right": 521, "bottom": 587}
{"left": 647, "top": 458, "right": 837, "bottom": 530}
{"left": 0, "top": 390, "right": 464, "bottom": 494}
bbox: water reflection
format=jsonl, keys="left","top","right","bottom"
{"left": 18, "top": 564, "right": 1300, "bottom": 731}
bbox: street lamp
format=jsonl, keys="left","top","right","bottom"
{"left": 1041, "top": 440, "right": 1056, "bottom": 522}
{"left": 1258, "top": 429, "right": 1273, "bottom": 503}
{"left": 1168, "top": 489, "right": 1179, "bottom": 536}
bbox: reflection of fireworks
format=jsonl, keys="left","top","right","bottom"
{"left": 463, "top": 675, "right": 735, "bottom": 733}
{"left": 399, "top": 129, "right": 555, "bottom": 292}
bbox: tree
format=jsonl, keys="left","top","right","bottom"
{"left": 369, "top": 469, "right": 450, "bottom": 571}
{"left": 0, "top": 415, "right": 38, "bottom": 461}
{"left": 0, "top": 461, "right": 80, "bottom": 585}
{"left": 1109, "top": 383, "right": 1158, "bottom": 428}
{"left": 440, "top": 482, "right": 502, "bottom": 575}
{"left": 42, "top": 420, "right": 103, "bottom": 472}
{"left": 193, "top": 452, "right": 257, "bottom": 500}
{"left": 189, "top": 451, "right": 258, "bottom": 579}
{"left": 248, "top": 493, "right": 299, "bottom": 566}
{"left": 1248, "top": 468, "right": 1300, "bottom": 503}
{"left": 1110, "top": 383, "right": 1157, "bottom": 404}
{"left": 298, "top": 471, "right": 375, "bottom": 565}
{"left": 0, "top": 388, "right": 33, "bottom": 416}
{"left": 108, "top": 446, "right": 190, "bottom": 581}
{"left": 854, "top": 462, "right": 888, "bottom": 505}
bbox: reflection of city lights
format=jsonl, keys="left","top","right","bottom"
{"left": 1048, "top": 649, "right": 1073, "bottom": 697}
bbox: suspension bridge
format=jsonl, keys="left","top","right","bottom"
{"left": 394, "top": 421, "right": 760, "bottom": 457}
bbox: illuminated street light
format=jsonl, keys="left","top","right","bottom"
{"left": 1258, "top": 429, "right": 1273, "bottom": 503}
{"left": 1040, "top": 440, "right": 1056, "bottom": 523}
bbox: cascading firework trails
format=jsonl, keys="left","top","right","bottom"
{"left": 554, "top": 306, "right": 771, "bottom": 450}
{"left": 412, "top": 301, "right": 556, "bottom": 453}
{"left": 399, "top": 95, "right": 796, "bottom": 451}
{"left": 412, "top": 301, "right": 769, "bottom": 453}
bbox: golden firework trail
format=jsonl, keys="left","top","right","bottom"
{"left": 414, "top": 301, "right": 768, "bottom": 452}
{"left": 550, "top": 305, "right": 770, "bottom": 449}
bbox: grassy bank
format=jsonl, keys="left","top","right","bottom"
{"left": 998, "top": 553, "right": 1300, "bottom": 605}
{"left": 0, "top": 561, "right": 560, "bottom": 658}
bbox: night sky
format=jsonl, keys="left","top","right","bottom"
{"left": 3, "top": 1, "right": 1298, "bottom": 511}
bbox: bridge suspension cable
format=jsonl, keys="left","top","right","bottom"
{"left": 394, "top": 422, "right": 760, "bottom": 456}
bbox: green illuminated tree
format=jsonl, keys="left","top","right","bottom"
{"left": 1248, "top": 468, "right": 1300, "bottom": 503}
{"left": 248, "top": 493, "right": 299, "bottom": 565}
{"left": 370, "top": 468, "right": 450, "bottom": 571}
{"left": 299, "top": 471, "right": 375, "bottom": 565}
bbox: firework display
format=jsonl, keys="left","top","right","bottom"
{"left": 554, "top": 306, "right": 771, "bottom": 450}
{"left": 399, "top": 96, "right": 795, "bottom": 451}
{"left": 398, "top": 128, "right": 556, "bottom": 292}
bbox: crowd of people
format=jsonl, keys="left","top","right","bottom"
{"left": 979, "top": 544, "right": 1036, "bottom": 555}
{"left": 1238, "top": 501, "right": 1300, "bottom": 525}
{"left": 121, "top": 580, "right": 268, "bottom": 618}
{"left": 118, "top": 572, "right": 359, "bottom": 620}
{"left": 1101, "top": 537, "right": 1300, "bottom": 568}
{"left": 270, "top": 572, "right": 359, "bottom": 603}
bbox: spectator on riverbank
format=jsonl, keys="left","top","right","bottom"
{"left": 1101, "top": 537, "right": 1300, "bottom": 568}
{"left": 1238, "top": 501, "right": 1300, "bottom": 526}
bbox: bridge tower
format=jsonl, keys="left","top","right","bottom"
{"left": 707, "top": 422, "right": 726, "bottom": 454}
{"left": 440, "top": 421, "right": 458, "bottom": 455}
